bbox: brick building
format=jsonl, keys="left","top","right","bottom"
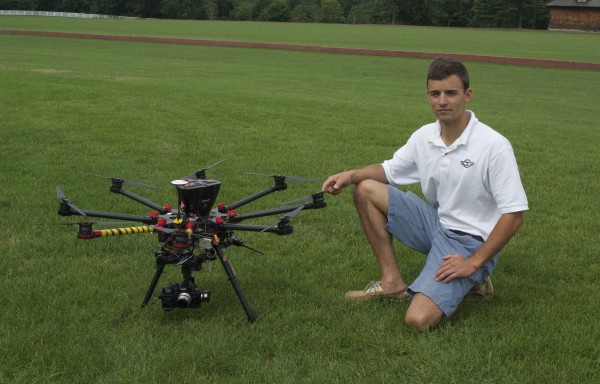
{"left": 547, "top": 0, "right": 600, "bottom": 31}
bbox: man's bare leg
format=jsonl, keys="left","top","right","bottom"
{"left": 405, "top": 293, "right": 444, "bottom": 331}
{"left": 352, "top": 180, "right": 407, "bottom": 293}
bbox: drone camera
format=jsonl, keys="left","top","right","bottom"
{"left": 176, "top": 179, "right": 221, "bottom": 217}
{"left": 158, "top": 282, "right": 210, "bottom": 311}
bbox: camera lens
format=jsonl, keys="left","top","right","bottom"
{"left": 176, "top": 292, "right": 192, "bottom": 308}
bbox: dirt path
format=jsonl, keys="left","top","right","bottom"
{"left": 2, "top": 29, "right": 598, "bottom": 71}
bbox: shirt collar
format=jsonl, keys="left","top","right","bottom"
{"left": 428, "top": 110, "right": 478, "bottom": 149}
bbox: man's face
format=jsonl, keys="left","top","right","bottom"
{"left": 427, "top": 75, "right": 472, "bottom": 126}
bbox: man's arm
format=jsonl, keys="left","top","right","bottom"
{"left": 321, "top": 164, "right": 388, "bottom": 195}
{"left": 434, "top": 211, "right": 525, "bottom": 283}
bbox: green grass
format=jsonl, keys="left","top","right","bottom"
{"left": 1, "top": 16, "right": 600, "bottom": 63}
{"left": 1, "top": 19, "right": 600, "bottom": 383}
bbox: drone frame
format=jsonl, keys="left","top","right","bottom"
{"left": 57, "top": 171, "right": 326, "bottom": 323}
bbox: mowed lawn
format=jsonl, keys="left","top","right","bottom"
{"left": 0, "top": 17, "right": 599, "bottom": 383}
{"left": 1, "top": 15, "right": 600, "bottom": 63}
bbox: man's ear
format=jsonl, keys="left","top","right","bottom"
{"left": 465, "top": 88, "right": 473, "bottom": 102}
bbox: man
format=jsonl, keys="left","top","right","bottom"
{"left": 321, "top": 58, "right": 528, "bottom": 331}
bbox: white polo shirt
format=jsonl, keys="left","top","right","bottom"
{"left": 382, "top": 111, "right": 528, "bottom": 240}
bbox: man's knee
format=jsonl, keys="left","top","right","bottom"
{"left": 352, "top": 179, "right": 387, "bottom": 206}
{"left": 404, "top": 294, "right": 444, "bottom": 332}
{"left": 404, "top": 311, "right": 439, "bottom": 332}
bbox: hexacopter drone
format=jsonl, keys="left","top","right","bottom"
{"left": 56, "top": 161, "right": 326, "bottom": 322}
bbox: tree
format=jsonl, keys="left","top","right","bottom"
{"left": 470, "top": 0, "right": 547, "bottom": 28}
{"left": 258, "top": 0, "right": 290, "bottom": 21}
{"left": 395, "top": 0, "right": 428, "bottom": 25}
{"left": 2, "top": 0, "right": 548, "bottom": 28}
{"left": 161, "top": 0, "right": 204, "bottom": 19}
{"left": 131, "top": 0, "right": 162, "bottom": 18}
{"left": 230, "top": 0, "right": 253, "bottom": 19}
{"left": 57, "top": 0, "right": 91, "bottom": 12}
{"left": 371, "top": 0, "right": 399, "bottom": 24}
{"left": 319, "top": 0, "right": 344, "bottom": 23}
{"left": 290, "top": 0, "right": 320, "bottom": 22}
{"left": 347, "top": 1, "right": 375, "bottom": 24}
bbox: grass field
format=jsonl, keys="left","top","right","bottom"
{"left": 1, "top": 17, "right": 599, "bottom": 383}
{"left": 1, "top": 16, "right": 600, "bottom": 63}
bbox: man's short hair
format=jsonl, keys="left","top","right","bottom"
{"left": 427, "top": 58, "right": 470, "bottom": 91}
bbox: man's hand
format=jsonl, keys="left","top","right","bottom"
{"left": 434, "top": 254, "right": 478, "bottom": 283}
{"left": 322, "top": 165, "right": 388, "bottom": 196}
{"left": 434, "top": 211, "right": 525, "bottom": 283}
{"left": 321, "top": 171, "right": 353, "bottom": 195}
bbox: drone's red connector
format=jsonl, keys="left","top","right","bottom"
{"left": 77, "top": 231, "right": 100, "bottom": 240}
{"left": 164, "top": 204, "right": 172, "bottom": 211}
{"left": 186, "top": 221, "right": 193, "bottom": 238}
{"left": 227, "top": 210, "right": 237, "bottom": 216}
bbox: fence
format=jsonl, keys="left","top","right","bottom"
{"left": 0, "top": 10, "right": 132, "bottom": 19}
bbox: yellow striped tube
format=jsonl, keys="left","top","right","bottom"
{"left": 96, "top": 226, "right": 154, "bottom": 237}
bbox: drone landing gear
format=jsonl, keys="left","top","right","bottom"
{"left": 214, "top": 244, "right": 256, "bottom": 323}
{"left": 141, "top": 244, "right": 256, "bottom": 323}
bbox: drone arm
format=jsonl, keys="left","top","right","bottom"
{"left": 221, "top": 183, "right": 287, "bottom": 211}
{"left": 229, "top": 205, "right": 304, "bottom": 222}
{"left": 216, "top": 222, "right": 293, "bottom": 235}
{"left": 79, "top": 225, "right": 155, "bottom": 239}
{"left": 59, "top": 206, "right": 157, "bottom": 225}
{"left": 230, "top": 192, "right": 327, "bottom": 223}
{"left": 112, "top": 187, "right": 169, "bottom": 214}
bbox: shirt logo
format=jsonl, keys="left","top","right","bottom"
{"left": 460, "top": 159, "right": 475, "bottom": 168}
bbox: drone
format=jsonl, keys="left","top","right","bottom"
{"left": 56, "top": 161, "right": 326, "bottom": 323}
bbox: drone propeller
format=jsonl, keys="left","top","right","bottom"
{"left": 58, "top": 220, "right": 137, "bottom": 227}
{"left": 79, "top": 171, "right": 158, "bottom": 189}
{"left": 243, "top": 172, "right": 316, "bottom": 183}
{"left": 282, "top": 194, "right": 314, "bottom": 206}
{"left": 286, "top": 205, "right": 305, "bottom": 219}
{"left": 261, "top": 205, "right": 305, "bottom": 233}
{"left": 55, "top": 186, "right": 86, "bottom": 216}
{"left": 185, "top": 159, "right": 226, "bottom": 179}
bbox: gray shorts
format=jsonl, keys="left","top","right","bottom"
{"left": 385, "top": 187, "right": 498, "bottom": 316}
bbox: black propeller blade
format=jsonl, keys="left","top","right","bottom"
{"left": 261, "top": 205, "right": 305, "bottom": 232}
{"left": 79, "top": 171, "right": 157, "bottom": 189}
{"left": 243, "top": 172, "right": 316, "bottom": 183}
{"left": 185, "top": 159, "right": 226, "bottom": 179}
{"left": 55, "top": 186, "right": 86, "bottom": 216}
{"left": 58, "top": 220, "right": 137, "bottom": 227}
{"left": 282, "top": 194, "right": 314, "bottom": 206}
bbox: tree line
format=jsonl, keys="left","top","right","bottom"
{"left": 0, "top": 0, "right": 551, "bottom": 28}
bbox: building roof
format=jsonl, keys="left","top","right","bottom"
{"left": 547, "top": 0, "right": 600, "bottom": 7}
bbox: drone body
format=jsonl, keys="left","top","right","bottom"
{"left": 56, "top": 164, "right": 326, "bottom": 322}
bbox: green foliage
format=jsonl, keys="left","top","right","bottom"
{"left": 1, "top": 0, "right": 551, "bottom": 27}
{"left": 229, "top": 0, "right": 253, "bottom": 20}
{"left": 258, "top": 0, "right": 290, "bottom": 21}
{"left": 161, "top": 0, "right": 206, "bottom": 19}
{"left": 290, "top": 0, "right": 319, "bottom": 22}
{"left": 347, "top": 0, "right": 375, "bottom": 24}
{"left": 470, "top": 0, "right": 548, "bottom": 28}
{"left": 319, "top": 0, "right": 345, "bottom": 22}
{"left": 1, "top": 19, "right": 599, "bottom": 383}
{"left": 426, "top": 0, "right": 473, "bottom": 27}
